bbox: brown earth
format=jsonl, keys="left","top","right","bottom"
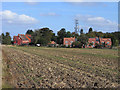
{"left": 2, "top": 46, "right": 120, "bottom": 88}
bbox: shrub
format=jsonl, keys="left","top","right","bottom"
{"left": 89, "top": 43, "right": 93, "bottom": 46}
{"left": 95, "top": 43, "right": 102, "bottom": 48}
{"left": 67, "top": 45, "right": 70, "bottom": 48}
{"left": 72, "top": 41, "right": 82, "bottom": 48}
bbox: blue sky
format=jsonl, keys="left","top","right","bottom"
{"left": 1, "top": 2, "right": 118, "bottom": 38}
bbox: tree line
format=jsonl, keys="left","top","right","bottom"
{"left": 0, "top": 32, "right": 11, "bottom": 45}
{"left": 0, "top": 27, "right": 120, "bottom": 47}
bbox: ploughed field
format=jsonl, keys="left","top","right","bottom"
{"left": 2, "top": 46, "right": 119, "bottom": 88}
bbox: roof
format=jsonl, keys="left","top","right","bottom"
{"left": 51, "top": 41, "right": 56, "bottom": 44}
{"left": 13, "top": 36, "right": 18, "bottom": 40}
{"left": 101, "top": 38, "right": 111, "bottom": 41}
{"left": 19, "top": 35, "right": 28, "bottom": 40}
{"left": 88, "top": 38, "right": 96, "bottom": 41}
{"left": 89, "top": 37, "right": 111, "bottom": 42}
{"left": 64, "top": 37, "right": 75, "bottom": 41}
{"left": 14, "top": 34, "right": 31, "bottom": 41}
{"left": 48, "top": 41, "right": 56, "bottom": 44}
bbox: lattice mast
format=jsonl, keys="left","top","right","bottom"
{"left": 74, "top": 19, "right": 79, "bottom": 34}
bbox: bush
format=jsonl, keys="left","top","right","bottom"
{"left": 95, "top": 43, "right": 102, "bottom": 48}
{"left": 72, "top": 41, "right": 82, "bottom": 48}
{"left": 67, "top": 45, "right": 70, "bottom": 48}
{"left": 89, "top": 43, "right": 93, "bottom": 46}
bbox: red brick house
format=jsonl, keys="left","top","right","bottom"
{"left": 49, "top": 41, "right": 56, "bottom": 45}
{"left": 48, "top": 41, "right": 56, "bottom": 47}
{"left": 13, "top": 34, "right": 31, "bottom": 45}
{"left": 87, "top": 37, "right": 112, "bottom": 48}
{"left": 63, "top": 37, "right": 75, "bottom": 47}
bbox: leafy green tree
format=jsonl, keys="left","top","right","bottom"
{"left": 77, "top": 34, "right": 88, "bottom": 46}
{"left": 114, "top": 39, "right": 119, "bottom": 46}
{"left": 57, "top": 28, "right": 66, "bottom": 44}
{"left": 31, "top": 28, "right": 53, "bottom": 45}
{"left": 95, "top": 43, "right": 102, "bottom": 48}
{"left": 66, "top": 31, "right": 73, "bottom": 38}
{"left": 51, "top": 33, "right": 57, "bottom": 42}
{"left": 1, "top": 33, "right": 5, "bottom": 44}
{"left": 71, "top": 32, "right": 79, "bottom": 39}
{"left": 80, "top": 29, "right": 83, "bottom": 35}
{"left": 26, "top": 29, "right": 34, "bottom": 35}
{"left": 88, "top": 27, "right": 93, "bottom": 33}
{"left": 2, "top": 32, "right": 11, "bottom": 45}
{"left": 72, "top": 41, "right": 82, "bottom": 48}
{"left": 89, "top": 43, "right": 93, "bottom": 46}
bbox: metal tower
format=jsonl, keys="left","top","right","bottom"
{"left": 74, "top": 19, "right": 79, "bottom": 34}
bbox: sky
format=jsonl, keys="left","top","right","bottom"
{"left": 1, "top": 2, "right": 118, "bottom": 38}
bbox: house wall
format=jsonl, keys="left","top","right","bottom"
{"left": 63, "top": 37, "right": 75, "bottom": 47}
{"left": 13, "top": 36, "right": 22, "bottom": 45}
{"left": 87, "top": 37, "right": 112, "bottom": 48}
{"left": 13, "top": 34, "right": 31, "bottom": 45}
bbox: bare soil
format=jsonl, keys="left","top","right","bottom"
{"left": 2, "top": 46, "right": 120, "bottom": 88}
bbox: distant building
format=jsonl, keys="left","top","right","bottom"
{"left": 13, "top": 34, "right": 31, "bottom": 45}
{"left": 63, "top": 37, "right": 75, "bottom": 47}
{"left": 49, "top": 41, "right": 56, "bottom": 45}
{"left": 87, "top": 37, "right": 112, "bottom": 48}
{"left": 48, "top": 41, "right": 56, "bottom": 47}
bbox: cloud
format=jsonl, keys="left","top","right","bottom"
{"left": 40, "top": 12, "right": 59, "bottom": 16}
{"left": 75, "top": 14, "right": 118, "bottom": 32}
{"left": 0, "top": 10, "right": 38, "bottom": 25}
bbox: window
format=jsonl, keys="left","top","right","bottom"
{"left": 65, "top": 41, "right": 68, "bottom": 43}
{"left": 66, "top": 44, "right": 68, "bottom": 47}
{"left": 107, "top": 42, "right": 109, "bottom": 44}
{"left": 71, "top": 41, "right": 73, "bottom": 43}
{"left": 96, "top": 38, "right": 99, "bottom": 41}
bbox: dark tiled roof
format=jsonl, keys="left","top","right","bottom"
{"left": 19, "top": 35, "right": 28, "bottom": 40}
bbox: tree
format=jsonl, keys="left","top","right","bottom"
{"left": 80, "top": 29, "right": 83, "bottom": 35}
{"left": 31, "top": 28, "right": 53, "bottom": 45}
{"left": 1, "top": 32, "right": 11, "bottom": 45}
{"left": 26, "top": 29, "right": 34, "bottom": 35}
{"left": 77, "top": 34, "right": 88, "bottom": 47}
{"left": 51, "top": 33, "right": 57, "bottom": 42}
{"left": 66, "top": 31, "right": 73, "bottom": 38}
{"left": 114, "top": 39, "right": 119, "bottom": 46}
{"left": 72, "top": 41, "right": 82, "bottom": 48}
{"left": 89, "top": 43, "right": 93, "bottom": 46}
{"left": 72, "top": 32, "right": 79, "bottom": 38}
{"left": 95, "top": 43, "right": 102, "bottom": 48}
{"left": 6, "top": 32, "right": 10, "bottom": 36}
{"left": 57, "top": 28, "right": 66, "bottom": 44}
{"left": 88, "top": 27, "right": 93, "bottom": 33}
{"left": 1, "top": 33, "right": 5, "bottom": 44}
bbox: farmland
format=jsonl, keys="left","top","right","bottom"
{"left": 2, "top": 45, "right": 119, "bottom": 88}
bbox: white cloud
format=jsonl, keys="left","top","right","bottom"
{"left": 0, "top": 10, "right": 38, "bottom": 25}
{"left": 40, "top": 12, "right": 59, "bottom": 16}
{"left": 75, "top": 14, "right": 118, "bottom": 32}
